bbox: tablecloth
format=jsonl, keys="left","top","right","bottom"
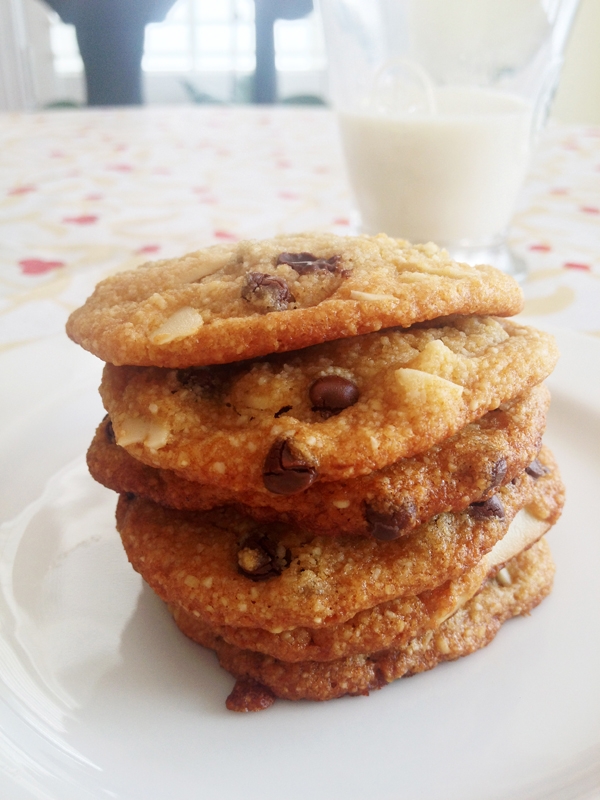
{"left": 0, "top": 105, "right": 598, "bottom": 354}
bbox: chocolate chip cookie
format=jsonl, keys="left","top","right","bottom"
{"left": 171, "top": 538, "right": 555, "bottom": 705}
{"left": 100, "top": 317, "right": 558, "bottom": 493}
{"left": 171, "top": 559, "right": 489, "bottom": 664}
{"left": 90, "top": 384, "right": 549, "bottom": 538}
{"left": 159, "top": 459, "right": 556, "bottom": 665}
{"left": 66, "top": 233, "right": 523, "bottom": 368}
{"left": 115, "top": 448, "right": 563, "bottom": 633}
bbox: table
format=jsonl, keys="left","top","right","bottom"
{"left": 0, "top": 106, "right": 599, "bottom": 800}
{"left": 0, "top": 105, "right": 599, "bottom": 351}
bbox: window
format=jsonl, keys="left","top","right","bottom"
{"left": 48, "top": 0, "right": 326, "bottom": 76}
{"left": 49, "top": 17, "right": 81, "bottom": 74}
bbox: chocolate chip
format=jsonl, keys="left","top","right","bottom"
{"left": 525, "top": 459, "right": 548, "bottom": 479}
{"left": 237, "top": 534, "right": 291, "bottom": 581}
{"left": 365, "top": 501, "right": 418, "bottom": 541}
{"left": 273, "top": 405, "right": 293, "bottom": 418}
{"left": 105, "top": 417, "right": 116, "bottom": 444}
{"left": 177, "top": 367, "right": 215, "bottom": 393}
{"left": 124, "top": 492, "right": 137, "bottom": 501}
{"left": 468, "top": 495, "right": 505, "bottom": 520}
{"left": 226, "top": 677, "right": 276, "bottom": 712}
{"left": 241, "top": 272, "right": 294, "bottom": 312}
{"left": 263, "top": 439, "right": 317, "bottom": 494}
{"left": 177, "top": 364, "right": 239, "bottom": 398}
{"left": 276, "top": 252, "right": 340, "bottom": 276}
{"left": 309, "top": 375, "right": 360, "bottom": 417}
{"left": 489, "top": 457, "right": 507, "bottom": 490}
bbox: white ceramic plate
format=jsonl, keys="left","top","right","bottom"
{"left": 1, "top": 329, "right": 599, "bottom": 800}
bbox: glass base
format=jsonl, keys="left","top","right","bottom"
{"left": 348, "top": 210, "right": 529, "bottom": 282}
{"left": 445, "top": 242, "right": 528, "bottom": 282}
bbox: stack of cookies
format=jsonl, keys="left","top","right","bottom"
{"left": 67, "top": 233, "right": 564, "bottom": 711}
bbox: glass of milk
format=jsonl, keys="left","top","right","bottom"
{"left": 320, "top": 0, "right": 580, "bottom": 277}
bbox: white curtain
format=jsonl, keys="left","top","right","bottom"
{"left": 0, "top": 0, "right": 36, "bottom": 111}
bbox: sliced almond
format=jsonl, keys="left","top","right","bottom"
{"left": 407, "top": 340, "right": 472, "bottom": 386}
{"left": 229, "top": 369, "right": 294, "bottom": 413}
{"left": 350, "top": 290, "right": 398, "bottom": 302}
{"left": 484, "top": 509, "right": 548, "bottom": 570}
{"left": 150, "top": 306, "right": 204, "bottom": 345}
{"left": 496, "top": 567, "right": 512, "bottom": 587}
{"left": 179, "top": 249, "right": 233, "bottom": 282}
{"left": 393, "top": 272, "right": 429, "bottom": 282}
{"left": 116, "top": 417, "right": 150, "bottom": 446}
{"left": 145, "top": 420, "right": 170, "bottom": 450}
{"left": 393, "top": 367, "right": 464, "bottom": 408}
{"left": 116, "top": 417, "right": 170, "bottom": 450}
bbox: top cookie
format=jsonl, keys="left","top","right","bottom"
{"left": 66, "top": 233, "right": 523, "bottom": 367}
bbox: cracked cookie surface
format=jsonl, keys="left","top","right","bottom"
{"left": 66, "top": 233, "right": 523, "bottom": 367}
{"left": 101, "top": 317, "right": 558, "bottom": 492}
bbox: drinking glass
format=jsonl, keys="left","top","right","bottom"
{"left": 320, "top": 0, "right": 580, "bottom": 277}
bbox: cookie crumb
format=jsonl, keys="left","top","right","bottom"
{"left": 496, "top": 567, "right": 512, "bottom": 586}
{"left": 226, "top": 677, "right": 275, "bottom": 712}
{"left": 333, "top": 499, "right": 350, "bottom": 509}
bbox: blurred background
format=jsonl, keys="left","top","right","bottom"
{"left": 1, "top": 0, "right": 599, "bottom": 120}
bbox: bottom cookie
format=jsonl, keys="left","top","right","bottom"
{"left": 171, "top": 537, "right": 555, "bottom": 709}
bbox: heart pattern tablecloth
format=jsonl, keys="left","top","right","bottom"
{"left": 1, "top": 106, "right": 599, "bottom": 354}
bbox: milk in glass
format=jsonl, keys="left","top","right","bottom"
{"left": 339, "top": 87, "right": 533, "bottom": 245}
